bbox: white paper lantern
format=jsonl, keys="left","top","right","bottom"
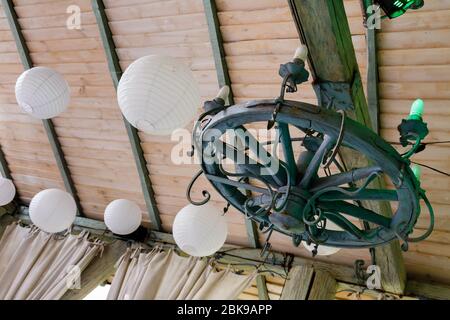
{"left": 0, "top": 178, "right": 16, "bottom": 206}
{"left": 117, "top": 55, "right": 200, "bottom": 135}
{"left": 302, "top": 220, "right": 342, "bottom": 256}
{"left": 173, "top": 204, "right": 228, "bottom": 257}
{"left": 104, "top": 199, "right": 142, "bottom": 235}
{"left": 29, "top": 189, "right": 76, "bottom": 233}
{"left": 15, "top": 67, "right": 70, "bottom": 119}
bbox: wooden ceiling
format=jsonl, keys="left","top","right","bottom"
{"left": 0, "top": 0, "right": 449, "bottom": 286}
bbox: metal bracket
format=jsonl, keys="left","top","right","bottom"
{"left": 313, "top": 72, "right": 363, "bottom": 112}
{"left": 313, "top": 81, "right": 354, "bottom": 111}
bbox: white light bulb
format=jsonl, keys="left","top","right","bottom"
{"left": 293, "top": 45, "right": 308, "bottom": 61}
{"left": 15, "top": 67, "right": 70, "bottom": 119}
{"left": 173, "top": 204, "right": 228, "bottom": 257}
{"left": 216, "top": 85, "right": 230, "bottom": 101}
{"left": 0, "top": 178, "right": 16, "bottom": 206}
{"left": 29, "top": 189, "right": 76, "bottom": 233}
{"left": 117, "top": 55, "right": 201, "bottom": 135}
{"left": 104, "top": 199, "right": 142, "bottom": 235}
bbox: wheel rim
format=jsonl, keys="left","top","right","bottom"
{"left": 197, "top": 99, "right": 420, "bottom": 249}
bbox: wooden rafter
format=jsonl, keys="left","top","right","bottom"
{"left": 287, "top": 0, "right": 406, "bottom": 294}
{"left": 365, "top": 0, "right": 381, "bottom": 134}
{"left": 202, "top": 0, "right": 269, "bottom": 300}
{"left": 1, "top": 0, "right": 83, "bottom": 216}
{"left": 91, "top": 0, "right": 162, "bottom": 231}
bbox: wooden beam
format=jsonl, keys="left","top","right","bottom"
{"left": 336, "top": 282, "right": 418, "bottom": 300}
{"left": 366, "top": 0, "right": 380, "bottom": 133}
{"left": 203, "top": 0, "right": 269, "bottom": 300}
{"left": 280, "top": 265, "right": 314, "bottom": 300}
{"left": 406, "top": 281, "right": 450, "bottom": 300}
{"left": 287, "top": 0, "right": 406, "bottom": 294}
{"left": 1, "top": 0, "right": 83, "bottom": 216}
{"left": 281, "top": 267, "right": 337, "bottom": 300}
{"left": 308, "top": 270, "right": 337, "bottom": 300}
{"left": 91, "top": 0, "right": 162, "bottom": 231}
{"left": 203, "top": 0, "right": 234, "bottom": 105}
{"left": 61, "top": 240, "right": 127, "bottom": 300}
{"left": 5, "top": 207, "right": 448, "bottom": 300}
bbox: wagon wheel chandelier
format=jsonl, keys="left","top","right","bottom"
{"left": 186, "top": 46, "right": 434, "bottom": 255}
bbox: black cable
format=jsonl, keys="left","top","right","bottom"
{"left": 388, "top": 140, "right": 450, "bottom": 146}
{"left": 411, "top": 161, "right": 450, "bottom": 177}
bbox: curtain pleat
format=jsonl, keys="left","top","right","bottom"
{"left": 108, "top": 248, "right": 256, "bottom": 300}
{"left": 0, "top": 223, "right": 104, "bottom": 300}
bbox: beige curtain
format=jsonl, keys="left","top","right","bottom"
{"left": 0, "top": 222, "right": 104, "bottom": 300}
{"left": 108, "top": 247, "right": 256, "bottom": 300}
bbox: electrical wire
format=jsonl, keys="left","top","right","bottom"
{"left": 411, "top": 161, "right": 450, "bottom": 177}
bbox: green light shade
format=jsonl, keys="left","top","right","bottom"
{"left": 408, "top": 99, "right": 424, "bottom": 120}
{"left": 411, "top": 165, "right": 421, "bottom": 182}
{"left": 378, "top": 0, "right": 423, "bottom": 19}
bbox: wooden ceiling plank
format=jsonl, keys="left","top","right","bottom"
{"left": 287, "top": 0, "right": 406, "bottom": 294}
{"left": 91, "top": 0, "right": 162, "bottom": 231}
{"left": 1, "top": 0, "right": 83, "bottom": 216}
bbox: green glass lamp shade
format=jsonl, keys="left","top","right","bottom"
{"left": 377, "top": 0, "right": 424, "bottom": 18}
{"left": 408, "top": 99, "right": 424, "bottom": 120}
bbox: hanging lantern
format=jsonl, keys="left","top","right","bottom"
{"left": 104, "top": 199, "right": 142, "bottom": 235}
{"left": 0, "top": 177, "right": 16, "bottom": 206}
{"left": 29, "top": 189, "right": 77, "bottom": 233}
{"left": 302, "top": 221, "right": 342, "bottom": 256}
{"left": 117, "top": 55, "right": 200, "bottom": 135}
{"left": 173, "top": 204, "right": 228, "bottom": 257}
{"left": 15, "top": 67, "right": 70, "bottom": 119}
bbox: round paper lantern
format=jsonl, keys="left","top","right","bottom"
{"left": 173, "top": 204, "right": 228, "bottom": 257}
{"left": 15, "top": 67, "right": 70, "bottom": 119}
{"left": 29, "top": 189, "right": 76, "bottom": 233}
{"left": 0, "top": 177, "right": 16, "bottom": 206}
{"left": 302, "top": 220, "right": 342, "bottom": 256}
{"left": 104, "top": 199, "right": 142, "bottom": 235}
{"left": 117, "top": 55, "right": 200, "bottom": 135}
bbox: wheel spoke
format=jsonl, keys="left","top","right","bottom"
{"left": 205, "top": 174, "right": 272, "bottom": 195}
{"left": 278, "top": 123, "right": 297, "bottom": 185}
{"left": 234, "top": 126, "right": 281, "bottom": 177}
{"left": 323, "top": 211, "right": 367, "bottom": 239}
{"left": 299, "top": 134, "right": 335, "bottom": 188}
{"left": 319, "top": 201, "right": 392, "bottom": 229}
{"left": 310, "top": 166, "right": 382, "bottom": 192}
{"left": 217, "top": 140, "right": 287, "bottom": 187}
{"left": 319, "top": 188, "right": 398, "bottom": 202}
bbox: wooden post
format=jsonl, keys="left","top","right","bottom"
{"left": 308, "top": 270, "right": 337, "bottom": 300}
{"left": 280, "top": 265, "right": 314, "bottom": 300}
{"left": 61, "top": 240, "right": 127, "bottom": 300}
{"left": 287, "top": 0, "right": 406, "bottom": 294}
{"left": 1, "top": 0, "right": 83, "bottom": 216}
{"left": 91, "top": 0, "right": 162, "bottom": 231}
